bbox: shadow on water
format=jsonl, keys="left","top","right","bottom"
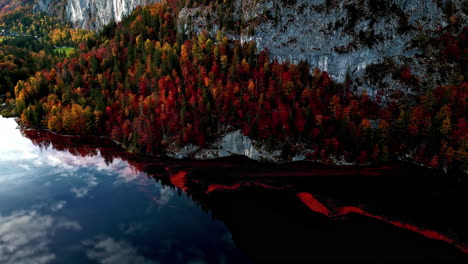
{"left": 21, "top": 127, "right": 468, "bottom": 263}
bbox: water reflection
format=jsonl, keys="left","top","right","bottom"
{"left": 83, "top": 237, "right": 154, "bottom": 264}
{"left": 0, "top": 118, "right": 142, "bottom": 187}
{"left": 1, "top": 116, "right": 467, "bottom": 263}
{"left": 0, "top": 117, "right": 252, "bottom": 264}
{"left": 0, "top": 210, "right": 82, "bottom": 264}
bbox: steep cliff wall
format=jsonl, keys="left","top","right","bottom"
{"left": 179, "top": 0, "right": 467, "bottom": 96}
{"left": 34, "top": 0, "right": 160, "bottom": 30}
{"left": 33, "top": 0, "right": 466, "bottom": 93}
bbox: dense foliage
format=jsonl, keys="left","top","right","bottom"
{"left": 0, "top": 7, "right": 97, "bottom": 101}
{"left": 8, "top": 2, "right": 468, "bottom": 171}
{"left": 0, "top": 0, "right": 32, "bottom": 15}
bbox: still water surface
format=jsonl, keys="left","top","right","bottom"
{"left": 0, "top": 117, "right": 251, "bottom": 264}
{"left": 1, "top": 116, "right": 467, "bottom": 263}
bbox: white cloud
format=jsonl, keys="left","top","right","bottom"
{"left": 85, "top": 237, "right": 157, "bottom": 264}
{"left": 18, "top": 164, "right": 32, "bottom": 171}
{"left": 70, "top": 187, "right": 91, "bottom": 198}
{"left": 55, "top": 220, "right": 82, "bottom": 231}
{"left": 86, "top": 176, "right": 98, "bottom": 187}
{"left": 70, "top": 174, "right": 99, "bottom": 198}
{"left": 156, "top": 187, "right": 175, "bottom": 206}
{"left": 113, "top": 163, "right": 147, "bottom": 184}
{"left": 0, "top": 210, "right": 81, "bottom": 264}
{"left": 0, "top": 117, "right": 153, "bottom": 192}
{"left": 0, "top": 119, "right": 40, "bottom": 163}
{"left": 121, "top": 223, "right": 146, "bottom": 235}
{"left": 50, "top": 201, "right": 67, "bottom": 212}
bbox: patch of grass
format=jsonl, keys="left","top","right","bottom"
{"left": 0, "top": 109, "right": 16, "bottom": 117}
{"left": 54, "top": 46, "right": 74, "bottom": 57}
{"left": 0, "top": 36, "right": 17, "bottom": 43}
{"left": 0, "top": 103, "right": 16, "bottom": 117}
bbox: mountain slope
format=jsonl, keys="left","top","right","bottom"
{"left": 0, "top": 0, "right": 33, "bottom": 14}
{"left": 33, "top": 0, "right": 467, "bottom": 95}
{"left": 11, "top": 2, "right": 467, "bottom": 172}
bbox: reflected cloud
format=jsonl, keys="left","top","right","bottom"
{"left": 50, "top": 201, "right": 67, "bottom": 212}
{"left": 0, "top": 210, "right": 81, "bottom": 264}
{"left": 0, "top": 116, "right": 176, "bottom": 211}
{"left": 155, "top": 187, "right": 175, "bottom": 206}
{"left": 84, "top": 237, "right": 157, "bottom": 264}
{"left": 0, "top": 118, "right": 139, "bottom": 177}
{"left": 32, "top": 201, "right": 68, "bottom": 212}
{"left": 113, "top": 163, "right": 147, "bottom": 184}
{"left": 70, "top": 187, "right": 90, "bottom": 198}
{"left": 70, "top": 175, "right": 99, "bottom": 198}
{"left": 0, "top": 119, "right": 40, "bottom": 163}
{"left": 0, "top": 118, "right": 152, "bottom": 199}
{"left": 55, "top": 220, "right": 82, "bottom": 231}
{"left": 18, "top": 164, "right": 32, "bottom": 171}
{"left": 121, "top": 223, "right": 146, "bottom": 235}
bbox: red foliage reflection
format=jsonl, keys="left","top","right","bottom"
{"left": 297, "top": 192, "right": 468, "bottom": 254}
{"left": 20, "top": 126, "right": 468, "bottom": 255}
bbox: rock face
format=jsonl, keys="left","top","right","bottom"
{"left": 166, "top": 129, "right": 310, "bottom": 163}
{"left": 178, "top": 0, "right": 466, "bottom": 94}
{"left": 232, "top": 0, "right": 446, "bottom": 82}
{"left": 34, "top": 0, "right": 466, "bottom": 92}
{"left": 30, "top": 0, "right": 466, "bottom": 163}
{"left": 34, "top": 0, "right": 160, "bottom": 31}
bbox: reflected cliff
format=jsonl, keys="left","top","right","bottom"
{"left": 1, "top": 116, "right": 467, "bottom": 263}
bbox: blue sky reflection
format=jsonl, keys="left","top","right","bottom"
{"left": 0, "top": 117, "right": 249, "bottom": 264}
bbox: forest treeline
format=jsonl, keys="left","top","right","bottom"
{"left": 2, "top": 2, "right": 467, "bottom": 170}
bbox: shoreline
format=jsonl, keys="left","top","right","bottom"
{"left": 3, "top": 114, "right": 464, "bottom": 178}
{"left": 14, "top": 117, "right": 464, "bottom": 180}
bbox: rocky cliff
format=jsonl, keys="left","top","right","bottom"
{"left": 34, "top": 0, "right": 160, "bottom": 30}
{"left": 178, "top": 0, "right": 467, "bottom": 96}
{"left": 27, "top": 0, "right": 467, "bottom": 164}
{"left": 34, "top": 0, "right": 466, "bottom": 96}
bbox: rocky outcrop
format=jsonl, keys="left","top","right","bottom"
{"left": 34, "top": 0, "right": 160, "bottom": 31}
{"left": 179, "top": 0, "right": 467, "bottom": 95}
{"left": 165, "top": 129, "right": 310, "bottom": 163}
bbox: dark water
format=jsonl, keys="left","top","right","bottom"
{"left": 0, "top": 116, "right": 467, "bottom": 263}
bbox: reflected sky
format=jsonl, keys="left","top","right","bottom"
{"left": 0, "top": 117, "right": 251, "bottom": 264}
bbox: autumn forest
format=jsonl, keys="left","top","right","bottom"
{"left": 1, "top": 1, "right": 467, "bottom": 172}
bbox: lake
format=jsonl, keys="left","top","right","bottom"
{"left": 0, "top": 116, "right": 467, "bottom": 263}
{"left": 0, "top": 117, "right": 251, "bottom": 264}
